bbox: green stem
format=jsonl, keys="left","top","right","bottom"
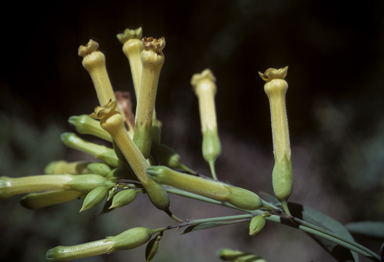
{"left": 163, "top": 186, "right": 380, "bottom": 261}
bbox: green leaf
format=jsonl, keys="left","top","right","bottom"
{"left": 288, "top": 202, "right": 359, "bottom": 262}
{"left": 345, "top": 222, "right": 384, "bottom": 241}
{"left": 182, "top": 221, "right": 237, "bottom": 235}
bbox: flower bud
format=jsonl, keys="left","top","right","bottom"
{"left": 68, "top": 114, "right": 112, "bottom": 142}
{"left": 109, "top": 189, "right": 137, "bottom": 209}
{"left": 80, "top": 186, "right": 110, "bottom": 212}
{"left": 86, "top": 162, "right": 111, "bottom": 177}
{"left": 146, "top": 166, "right": 262, "bottom": 210}
{"left": 46, "top": 227, "right": 153, "bottom": 261}
{"left": 249, "top": 215, "right": 266, "bottom": 236}
{"left": 217, "top": 248, "right": 265, "bottom": 261}
{"left": 44, "top": 161, "right": 90, "bottom": 175}
{"left": 145, "top": 233, "right": 162, "bottom": 262}
{"left": 191, "top": 69, "right": 221, "bottom": 180}
{"left": 20, "top": 190, "right": 86, "bottom": 210}
{"left": 60, "top": 132, "right": 120, "bottom": 167}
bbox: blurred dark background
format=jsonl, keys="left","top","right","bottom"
{"left": 1, "top": 0, "right": 384, "bottom": 261}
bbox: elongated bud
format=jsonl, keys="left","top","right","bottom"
{"left": 80, "top": 186, "right": 110, "bottom": 212}
{"left": 259, "top": 66, "right": 293, "bottom": 214}
{"left": 68, "top": 115, "right": 112, "bottom": 142}
{"left": 145, "top": 233, "right": 162, "bottom": 262}
{"left": 153, "top": 144, "right": 195, "bottom": 174}
{"left": 133, "top": 37, "right": 166, "bottom": 158}
{"left": 44, "top": 161, "right": 90, "bottom": 175}
{"left": 109, "top": 189, "right": 137, "bottom": 209}
{"left": 21, "top": 190, "right": 86, "bottom": 210}
{"left": 61, "top": 132, "right": 120, "bottom": 167}
{"left": 117, "top": 27, "right": 143, "bottom": 98}
{"left": 46, "top": 227, "right": 153, "bottom": 261}
{"left": 78, "top": 39, "right": 116, "bottom": 106}
{"left": 86, "top": 162, "right": 111, "bottom": 177}
{"left": 90, "top": 100, "right": 172, "bottom": 214}
{"left": 249, "top": 215, "right": 266, "bottom": 236}
{"left": 146, "top": 166, "right": 262, "bottom": 210}
{"left": 217, "top": 248, "right": 265, "bottom": 261}
{"left": 191, "top": 69, "right": 221, "bottom": 180}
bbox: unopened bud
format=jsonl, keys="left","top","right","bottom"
{"left": 80, "top": 186, "right": 110, "bottom": 212}
{"left": 249, "top": 215, "right": 266, "bottom": 236}
{"left": 109, "top": 189, "right": 137, "bottom": 209}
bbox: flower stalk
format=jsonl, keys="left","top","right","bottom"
{"left": 191, "top": 69, "right": 221, "bottom": 180}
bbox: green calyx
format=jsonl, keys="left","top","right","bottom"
{"left": 108, "top": 227, "right": 153, "bottom": 253}
{"left": 133, "top": 121, "right": 152, "bottom": 159}
{"left": 224, "top": 186, "right": 263, "bottom": 211}
{"left": 66, "top": 174, "right": 114, "bottom": 193}
{"left": 272, "top": 154, "right": 293, "bottom": 202}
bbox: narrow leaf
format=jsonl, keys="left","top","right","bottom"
{"left": 259, "top": 191, "right": 281, "bottom": 207}
{"left": 345, "top": 222, "right": 384, "bottom": 241}
{"left": 182, "top": 221, "right": 237, "bottom": 235}
{"left": 288, "top": 202, "right": 359, "bottom": 262}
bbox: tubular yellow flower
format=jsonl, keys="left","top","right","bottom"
{"left": 78, "top": 39, "right": 116, "bottom": 106}
{"left": 0, "top": 174, "right": 112, "bottom": 199}
{"left": 259, "top": 66, "right": 293, "bottom": 214}
{"left": 117, "top": 27, "right": 144, "bottom": 98}
{"left": 44, "top": 160, "right": 90, "bottom": 175}
{"left": 146, "top": 166, "right": 262, "bottom": 210}
{"left": 191, "top": 69, "right": 221, "bottom": 180}
{"left": 133, "top": 37, "right": 166, "bottom": 158}
{"left": 89, "top": 100, "right": 172, "bottom": 214}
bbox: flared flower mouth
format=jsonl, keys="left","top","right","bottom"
{"left": 78, "top": 39, "right": 99, "bottom": 57}
{"left": 259, "top": 66, "right": 288, "bottom": 82}
{"left": 142, "top": 37, "right": 166, "bottom": 53}
{"left": 89, "top": 99, "right": 118, "bottom": 120}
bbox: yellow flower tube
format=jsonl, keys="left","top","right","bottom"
{"left": 259, "top": 66, "right": 293, "bottom": 215}
{"left": 191, "top": 69, "right": 221, "bottom": 180}
{"left": 90, "top": 100, "right": 181, "bottom": 221}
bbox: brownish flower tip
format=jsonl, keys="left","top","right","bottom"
{"left": 89, "top": 99, "right": 117, "bottom": 120}
{"left": 78, "top": 39, "right": 100, "bottom": 57}
{"left": 142, "top": 37, "right": 166, "bottom": 53}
